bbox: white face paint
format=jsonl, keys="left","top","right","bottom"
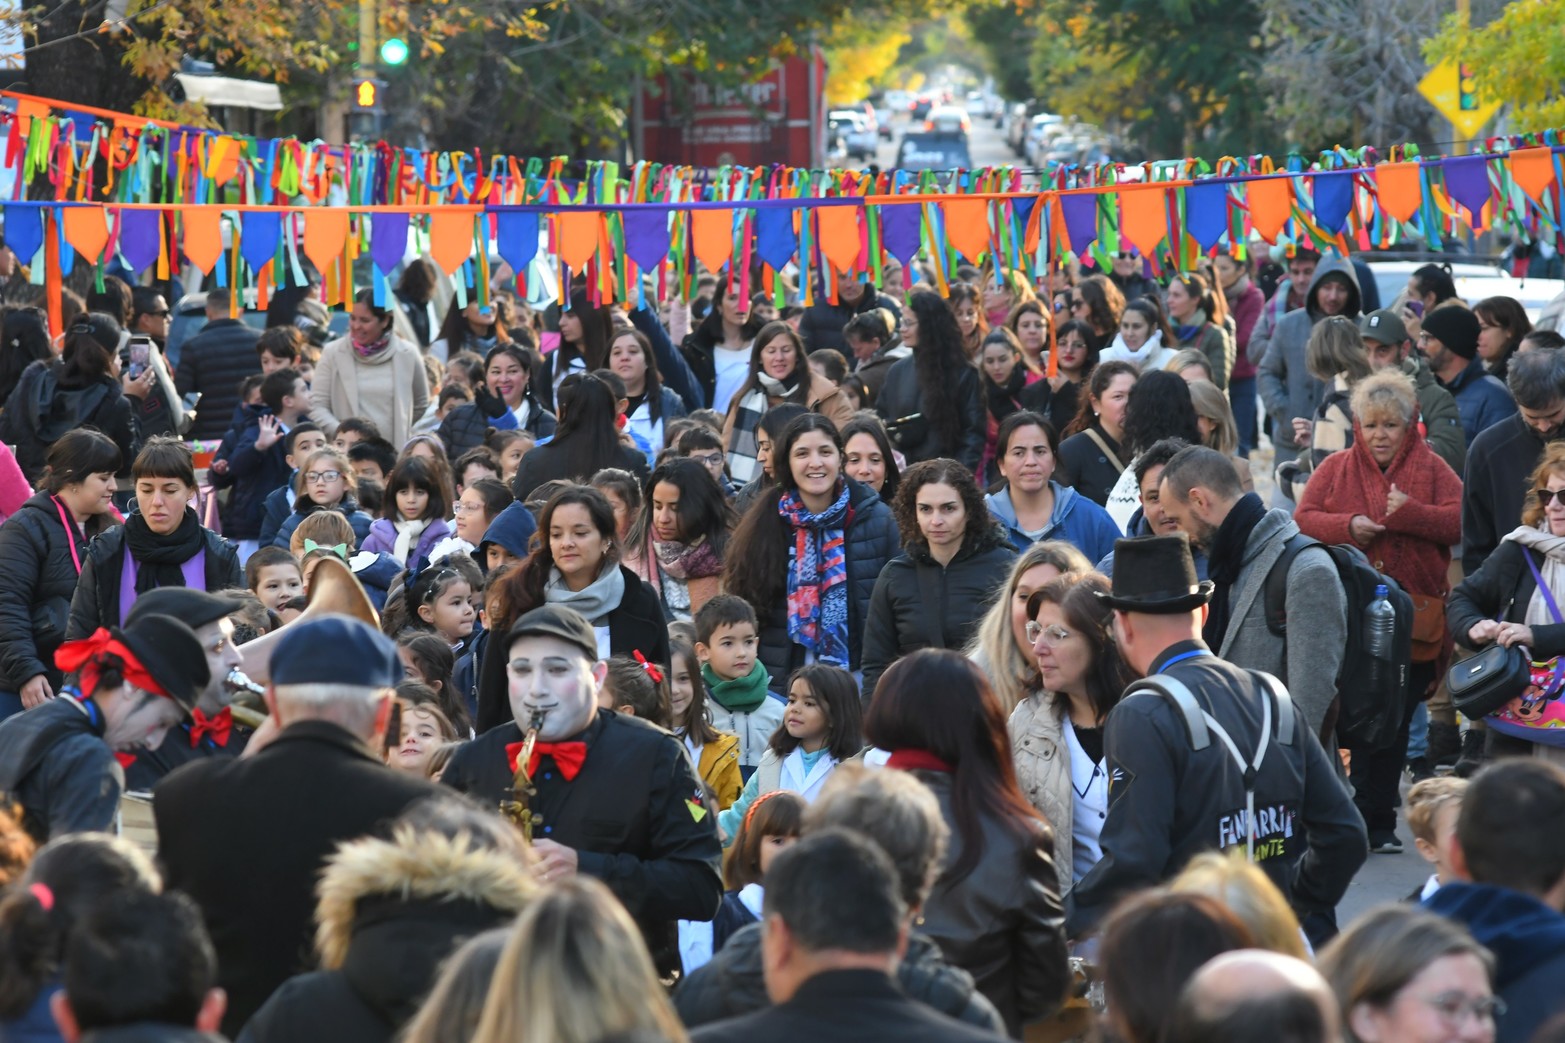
{"left": 505, "top": 633, "right": 607, "bottom": 741}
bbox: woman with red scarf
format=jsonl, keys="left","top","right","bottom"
{"left": 865, "top": 647, "right": 1069, "bottom": 1038}
{"left": 1295, "top": 369, "right": 1462, "bottom": 853}
{"left": 310, "top": 289, "right": 430, "bottom": 449}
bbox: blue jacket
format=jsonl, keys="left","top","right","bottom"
{"left": 986, "top": 482, "right": 1121, "bottom": 563}
{"left": 258, "top": 482, "right": 295, "bottom": 548}
{"left": 1443, "top": 357, "right": 1518, "bottom": 446}
{"left": 1097, "top": 509, "right": 1209, "bottom": 579}
{"left": 349, "top": 550, "right": 402, "bottom": 610}
{"left": 273, "top": 497, "right": 375, "bottom": 549}
{"left": 479, "top": 501, "right": 538, "bottom": 564}
{"left": 224, "top": 406, "right": 294, "bottom": 539}
{"left": 1425, "top": 882, "right": 1565, "bottom": 1043}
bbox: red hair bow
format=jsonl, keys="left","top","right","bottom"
{"left": 54, "top": 628, "right": 168, "bottom": 700}
{"left": 634, "top": 650, "right": 664, "bottom": 685}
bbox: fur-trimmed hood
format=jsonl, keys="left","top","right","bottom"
{"left": 314, "top": 824, "right": 535, "bottom": 969}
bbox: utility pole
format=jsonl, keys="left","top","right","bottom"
{"left": 351, "top": 0, "right": 382, "bottom": 140}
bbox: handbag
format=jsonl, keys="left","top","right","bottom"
{"left": 1449, "top": 642, "right": 1530, "bottom": 720}
{"left": 1410, "top": 595, "right": 1446, "bottom": 664}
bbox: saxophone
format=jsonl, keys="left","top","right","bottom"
{"left": 500, "top": 710, "right": 547, "bottom": 843}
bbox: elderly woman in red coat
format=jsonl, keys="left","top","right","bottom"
{"left": 1295, "top": 368, "right": 1462, "bottom": 851}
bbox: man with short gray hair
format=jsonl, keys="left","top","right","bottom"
{"left": 1462, "top": 348, "right": 1565, "bottom": 573}
{"left": 153, "top": 614, "right": 438, "bottom": 1035}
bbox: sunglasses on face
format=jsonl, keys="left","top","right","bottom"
{"left": 1538, "top": 489, "right": 1565, "bottom": 507}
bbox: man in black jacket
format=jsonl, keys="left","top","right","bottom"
{"left": 442, "top": 604, "right": 723, "bottom": 980}
{"left": 155, "top": 614, "right": 438, "bottom": 1036}
{"left": 798, "top": 270, "right": 901, "bottom": 355}
{"left": 122, "top": 588, "right": 248, "bottom": 791}
{"left": 1068, "top": 535, "right": 1367, "bottom": 945}
{"left": 175, "top": 288, "right": 262, "bottom": 441}
{"left": 0, "top": 613, "right": 209, "bottom": 842}
{"left": 691, "top": 830, "right": 1003, "bottom": 1043}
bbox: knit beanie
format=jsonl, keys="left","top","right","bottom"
{"left": 1421, "top": 306, "right": 1480, "bottom": 360}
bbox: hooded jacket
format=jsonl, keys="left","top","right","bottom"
{"left": 478, "top": 501, "right": 538, "bottom": 563}
{"left": 237, "top": 827, "right": 534, "bottom": 1043}
{"left": 0, "top": 361, "right": 138, "bottom": 484}
{"left": 986, "top": 482, "right": 1121, "bottom": 562}
{"left": 1259, "top": 258, "right": 1363, "bottom": 452}
{"left": 0, "top": 492, "right": 111, "bottom": 691}
{"left": 437, "top": 393, "right": 557, "bottom": 461}
{"left": 674, "top": 920, "right": 1006, "bottom": 1036}
{"left": 1424, "top": 882, "right": 1565, "bottom": 1043}
{"left": 861, "top": 524, "right": 1016, "bottom": 701}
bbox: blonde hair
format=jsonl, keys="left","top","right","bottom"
{"left": 471, "top": 877, "right": 688, "bottom": 1043}
{"left": 296, "top": 445, "right": 359, "bottom": 501}
{"left": 1405, "top": 776, "right": 1468, "bottom": 844}
{"left": 1169, "top": 850, "right": 1308, "bottom": 959}
{"left": 965, "top": 543, "right": 1093, "bottom": 711}
{"left": 1164, "top": 348, "right": 1214, "bottom": 382}
{"left": 290, "top": 510, "right": 358, "bottom": 556}
{"left": 1305, "top": 314, "right": 1372, "bottom": 384}
{"left": 1349, "top": 369, "right": 1418, "bottom": 428}
{"left": 1187, "top": 379, "right": 1239, "bottom": 456}
{"left": 399, "top": 929, "right": 509, "bottom": 1043}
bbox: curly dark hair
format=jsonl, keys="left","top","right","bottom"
{"left": 906, "top": 290, "right": 972, "bottom": 456}
{"left": 892, "top": 457, "right": 990, "bottom": 555}
{"left": 1077, "top": 275, "right": 1125, "bottom": 339}
{"left": 1122, "top": 369, "right": 1202, "bottom": 456}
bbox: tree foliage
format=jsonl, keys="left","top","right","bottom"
{"left": 1426, "top": 0, "right": 1565, "bottom": 134}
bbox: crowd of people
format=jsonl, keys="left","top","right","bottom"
{"left": 1, "top": 244, "right": 1565, "bottom": 1043}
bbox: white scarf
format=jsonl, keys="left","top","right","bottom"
{"left": 1503, "top": 524, "right": 1565, "bottom": 627}
{"left": 511, "top": 398, "right": 531, "bottom": 429}
{"left": 392, "top": 516, "right": 430, "bottom": 565}
{"left": 756, "top": 372, "right": 796, "bottom": 398}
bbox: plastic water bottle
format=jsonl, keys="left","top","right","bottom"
{"left": 1365, "top": 584, "right": 1398, "bottom": 696}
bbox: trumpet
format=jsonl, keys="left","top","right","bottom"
{"left": 500, "top": 710, "right": 547, "bottom": 844}
{"left": 223, "top": 669, "right": 269, "bottom": 730}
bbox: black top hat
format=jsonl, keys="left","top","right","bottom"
{"left": 1094, "top": 534, "right": 1214, "bottom": 614}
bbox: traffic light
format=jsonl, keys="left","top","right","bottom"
{"left": 1459, "top": 63, "right": 1478, "bottom": 111}
{"left": 380, "top": 37, "right": 409, "bottom": 66}
{"left": 355, "top": 79, "right": 380, "bottom": 110}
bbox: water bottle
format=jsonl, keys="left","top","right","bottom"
{"left": 1365, "top": 584, "right": 1398, "bottom": 696}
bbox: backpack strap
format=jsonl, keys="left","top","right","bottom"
{"left": 1263, "top": 533, "right": 1320, "bottom": 636}
{"left": 1128, "top": 673, "right": 1211, "bottom": 751}
{"left": 1082, "top": 427, "right": 1126, "bottom": 475}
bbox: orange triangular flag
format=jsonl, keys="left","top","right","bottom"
{"left": 557, "top": 211, "right": 600, "bottom": 272}
{"left": 427, "top": 212, "right": 474, "bottom": 276}
{"left": 62, "top": 206, "right": 110, "bottom": 266}
{"left": 1509, "top": 147, "right": 1557, "bottom": 209}
{"left": 302, "top": 210, "right": 350, "bottom": 276}
{"left": 15, "top": 100, "right": 48, "bottom": 137}
{"left": 1119, "top": 186, "right": 1169, "bottom": 258}
{"left": 1375, "top": 162, "right": 1423, "bottom": 224}
{"left": 691, "top": 209, "right": 734, "bottom": 274}
{"left": 817, "top": 205, "right": 861, "bottom": 274}
{"left": 1247, "top": 176, "right": 1293, "bottom": 244}
{"left": 180, "top": 209, "right": 223, "bottom": 274}
{"left": 942, "top": 198, "right": 990, "bottom": 263}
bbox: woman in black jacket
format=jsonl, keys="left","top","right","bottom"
{"left": 509, "top": 373, "right": 648, "bottom": 501}
{"left": 874, "top": 289, "right": 985, "bottom": 472}
{"left": 67, "top": 437, "right": 242, "bottom": 637}
{"left": 1055, "top": 360, "right": 1138, "bottom": 507}
{"left": 0, "top": 430, "right": 122, "bottom": 721}
{"left": 474, "top": 484, "right": 668, "bottom": 732}
{"left": 437, "top": 342, "right": 557, "bottom": 461}
{"left": 866, "top": 649, "right": 1069, "bottom": 1038}
{"left": 0, "top": 313, "right": 143, "bottom": 484}
{"left": 861, "top": 458, "right": 1016, "bottom": 703}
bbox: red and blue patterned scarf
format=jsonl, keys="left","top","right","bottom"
{"left": 778, "top": 481, "right": 851, "bottom": 667}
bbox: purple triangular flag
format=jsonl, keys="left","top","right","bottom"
{"left": 879, "top": 204, "right": 922, "bottom": 265}
{"left": 1311, "top": 172, "right": 1354, "bottom": 234}
{"left": 370, "top": 212, "right": 409, "bottom": 274}
{"left": 624, "top": 208, "right": 672, "bottom": 271}
{"left": 1184, "top": 183, "right": 1228, "bottom": 250}
{"left": 1061, "top": 194, "right": 1098, "bottom": 254}
{"left": 241, "top": 212, "right": 281, "bottom": 273}
{"left": 495, "top": 211, "right": 540, "bottom": 276}
{"left": 1442, "top": 155, "right": 1493, "bottom": 224}
{"left": 117, "top": 209, "right": 161, "bottom": 274}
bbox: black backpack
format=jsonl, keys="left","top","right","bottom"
{"left": 1263, "top": 534, "right": 1412, "bottom": 750}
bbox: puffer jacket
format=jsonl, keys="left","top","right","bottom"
{"left": 1008, "top": 693, "right": 1076, "bottom": 896}
{"left": 236, "top": 826, "right": 534, "bottom": 1043}
{"left": 0, "top": 493, "right": 112, "bottom": 691}
{"left": 861, "top": 523, "right": 1016, "bottom": 702}
{"left": 673, "top": 920, "right": 1005, "bottom": 1036}
{"left": 913, "top": 770, "right": 1070, "bottom": 1037}
{"left": 66, "top": 523, "right": 242, "bottom": 638}
{"left": 174, "top": 318, "right": 263, "bottom": 441}
{"left": 273, "top": 497, "right": 376, "bottom": 550}
{"left": 753, "top": 479, "right": 899, "bottom": 692}
{"left": 437, "top": 394, "right": 557, "bottom": 461}
{"left": 874, "top": 356, "right": 985, "bottom": 472}
{"left": 0, "top": 361, "right": 138, "bottom": 484}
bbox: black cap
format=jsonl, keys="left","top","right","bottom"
{"left": 506, "top": 605, "right": 600, "bottom": 662}
{"left": 270, "top": 614, "right": 403, "bottom": 688}
{"left": 125, "top": 587, "right": 246, "bottom": 630}
{"left": 117, "top": 614, "right": 212, "bottom": 712}
{"left": 1094, "top": 534, "right": 1215, "bottom": 614}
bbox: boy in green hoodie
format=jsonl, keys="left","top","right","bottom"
{"left": 695, "top": 595, "right": 783, "bottom": 781}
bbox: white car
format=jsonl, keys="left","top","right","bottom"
{"left": 1365, "top": 259, "right": 1565, "bottom": 325}
{"left": 828, "top": 111, "right": 877, "bottom": 161}
{"left": 1024, "top": 113, "right": 1063, "bottom": 165}
{"left": 923, "top": 105, "right": 971, "bottom": 137}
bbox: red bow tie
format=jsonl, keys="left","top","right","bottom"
{"left": 114, "top": 752, "right": 137, "bottom": 769}
{"left": 189, "top": 707, "right": 233, "bottom": 748}
{"left": 505, "top": 739, "right": 587, "bottom": 781}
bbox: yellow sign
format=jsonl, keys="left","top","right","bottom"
{"left": 355, "top": 80, "right": 378, "bottom": 108}
{"left": 1417, "top": 59, "right": 1501, "bottom": 139}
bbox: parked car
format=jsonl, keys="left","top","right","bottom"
{"left": 1023, "top": 113, "right": 1063, "bottom": 166}
{"left": 1363, "top": 258, "right": 1565, "bottom": 324}
{"left": 1006, "top": 103, "right": 1032, "bottom": 154}
{"left": 829, "top": 111, "right": 878, "bottom": 161}
{"left": 896, "top": 132, "right": 972, "bottom": 172}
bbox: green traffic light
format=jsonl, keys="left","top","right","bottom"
{"left": 380, "top": 37, "right": 409, "bottom": 66}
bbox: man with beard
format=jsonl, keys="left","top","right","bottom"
{"left": 1259, "top": 256, "right": 1360, "bottom": 456}
{"left": 121, "top": 588, "right": 247, "bottom": 790}
{"left": 441, "top": 603, "right": 723, "bottom": 981}
{"left": 1156, "top": 446, "right": 1346, "bottom": 742}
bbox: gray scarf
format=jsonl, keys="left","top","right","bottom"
{"left": 1504, "top": 524, "right": 1565, "bottom": 627}
{"left": 544, "top": 560, "right": 626, "bottom": 624}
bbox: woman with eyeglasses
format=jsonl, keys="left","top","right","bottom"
{"left": 1319, "top": 905, "right": 1499, "bottom": 1043}
{"left": 1009, "top": 572, "right": 1132, "bottom": 893}
{"left": 66, "top": 438, "right": 242, "bottom": 636}
{"left": 1450, "top": 439, "right": 1565, "bottom": 765}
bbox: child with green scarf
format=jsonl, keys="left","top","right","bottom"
{"left": 695, "top": 595, "right": 784, "bottom": 780}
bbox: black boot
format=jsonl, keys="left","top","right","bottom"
{"left": 1427, "top": 721, "right": 1462, "bottom": 767}
{"left": 1453, "top": 728, "right": 1488, "bottom": 778}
